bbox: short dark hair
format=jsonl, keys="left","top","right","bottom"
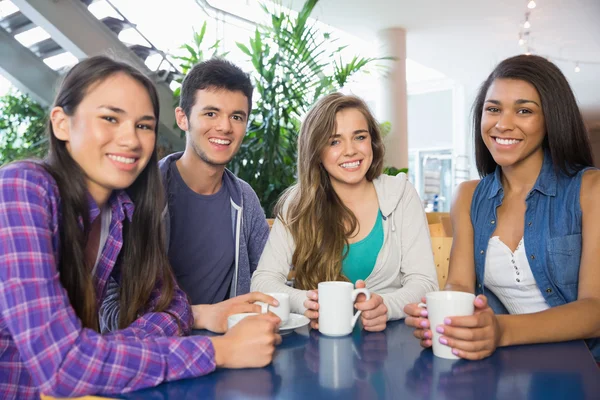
{"left": 472, "top": 54, "right": 593, "bottom": 177}
{"left": 179, "top": 58, "right": 253, "bottom": 118}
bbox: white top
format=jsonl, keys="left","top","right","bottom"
{"left": 483, "top": 236, "right": 549, "bottom": 314}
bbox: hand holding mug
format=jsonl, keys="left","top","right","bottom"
{"left": 256, "top": 292, "right": 291, "bottom": 325}
{"left": 303, "top": 290, "right": 319, "bottom": 330}
{"left": 404, "top": 297, "right": 433, "bottom": 348}
{"left": 417, "top": 291, "right": 475, "bottom": 359}
{"left": 354, "top": 280, "right": 388, "bottom": 332}
{"left": 211, "top": 314, "right": 282, "bottom": 369}
{"left": 193, "top": 291, "right": 279, "bottom": 333}
{"left": 435, "top": 294, "right": 501, "bottom": 360}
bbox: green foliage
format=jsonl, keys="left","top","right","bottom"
{"left": 172, "top": 21, "right": 227, "bottom": 133}
{"left": 379, "top": 121, "right": 392, "bottom": 138}
{"left": 230, "top": 0, "right": 386, "bottom": 216}
{"left": 383, "top": 166, "right": 408, "bottom": 176}
{"left": 0, "top": 90, "right": 47, "bottom": 165}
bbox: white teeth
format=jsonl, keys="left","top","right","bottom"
{"left": 495, "top": 137, "right": 521, "bottom": 145}
{"left": 108, "top": 154, "right": 135, "bottom": 164}
{"left": 340, "top": 161, "right": 361, "bottom": 168}
{"left": 209, "top": 138, "right": 231, "bottom": 145}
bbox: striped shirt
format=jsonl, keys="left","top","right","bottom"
{"left": 0, "top": 162, "right": 216, "bottom": 399}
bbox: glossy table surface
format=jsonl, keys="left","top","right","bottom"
{"left": 121, "top": 321, "right": 599, "bottom": 400}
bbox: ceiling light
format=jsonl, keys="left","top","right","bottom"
{"left": 575, "top": 63, "right": 580, "bottom": 73}
{"left": 527, "top": 1, "right": 536, "bottom": 9}
{"left": 524, "top": 21, "right": 531, "bottom": 29}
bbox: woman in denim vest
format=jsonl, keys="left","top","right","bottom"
{"left": 404, "top": 55, "right": 600, "bottom": 362}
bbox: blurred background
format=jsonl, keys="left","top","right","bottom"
{"left": 1, "top": 0, "right": 598, "bottom": 215}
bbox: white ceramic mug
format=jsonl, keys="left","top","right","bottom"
{"left": 227, "top": 312, "right": 259, "bottom": 330}
{"left": 419, "top": 291, "right": 475, "bottom": 359}
{"left": 257, "top": 292, "right": 290, "bottom": 324}
{"left": 318, "top": 281, "right": 371, "bottom": 336}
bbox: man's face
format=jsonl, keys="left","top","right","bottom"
{"left": 176, "top": 88, "right": 249, "bottom": 166}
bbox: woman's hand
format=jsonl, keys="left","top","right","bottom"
{"left": 303, "top": 290, "right": 319, "bottom": 329}
{"left": 437, "top": 295, "right": 502, "bottom": 360}
{"left": 355, "top": 280, "right": 388, "bottom": 331}
{"left": 404, "top": 298, "right": 433, "bottom": 348}
{"left": 210, "top": 313, "right": 282, "bottom": 368}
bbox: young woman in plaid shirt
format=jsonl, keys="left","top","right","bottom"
{"left": 0, "top": 56, "right": 281, "bottom": 399}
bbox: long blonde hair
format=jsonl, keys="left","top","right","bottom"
{"left": 275, "top": 93, "right": 385, "bottom": 290}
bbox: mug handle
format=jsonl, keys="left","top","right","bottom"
{"left": 260, "top": 302, "right": 270, "bottom": 314}
{"left": 350, "top": 288, "right": 371, "bottom": 328}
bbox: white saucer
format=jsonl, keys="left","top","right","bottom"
{"left": 279, "top": 313, "right": 310, "bottom": 334}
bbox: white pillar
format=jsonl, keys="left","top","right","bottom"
{"left": 377, "top": 28, "right": 408, "bottom": 170}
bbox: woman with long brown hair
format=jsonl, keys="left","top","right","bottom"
{"left": 0, "top": 56, "right": 280, "bottom": 399}
{"left": 251, "top": 93, "right": 438, "bottom": 331}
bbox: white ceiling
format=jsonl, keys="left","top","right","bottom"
{"left": 286, "top": 0, "right": 600, "bottom": 125}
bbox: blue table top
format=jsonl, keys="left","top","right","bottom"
{"left": 121, "top": 320, "right": 599, "bottom": 400}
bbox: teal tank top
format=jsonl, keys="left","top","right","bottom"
{"left": 342, "top": 211, "right": 384, "bottom": 283}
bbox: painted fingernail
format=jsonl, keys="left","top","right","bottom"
{"left": 452, "top": 349, "right": 459, "bottom": 356}
{"left": 423, "top": 331, "right": 430, "bottom": 339}
{"left": 436, "top": 326, "right": 444, "bottom": 334}
{"left": 273, "top": 300, "right": 279, "bottom": 306}
{"left": 444, "top": 318, "right": 451, "bottom": 325}
{"left": 420, "top": 310, "right": 428, "bottom": 317}
{"left": 439, "top": 337, "right": 448, "bottom": 345}
{"left": 420, "top": 320, "right": 428, "bottom": 328}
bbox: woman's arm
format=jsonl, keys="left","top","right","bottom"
{"left": 0, "top": 168, "right": 215, "bottom": 397}
{"left": 442, "top": 171, "right": 600, "bottom": 359}
{"left": 250, "top": 217, "right": 308, "bottom": 314}
{"left": 443, "top": 180, "right": 479, "bottom": 294}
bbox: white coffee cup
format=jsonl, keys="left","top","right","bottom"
{"left": 257, "top": 292, "right": 290, "bottom": 324}
{"left": 318, "top": 281, "right": 370, "bottom": 336}
{"left": 227, "top": 312, "right": 259, "bottom": 330}
{"left": 419, "top": 291, "right": 475, "bottom": 359}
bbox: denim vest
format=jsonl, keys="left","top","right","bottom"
{"left": 471, "top": 151, "right": 598, "bottom": 361}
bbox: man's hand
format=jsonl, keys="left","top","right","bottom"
{"left": 193, "top": 292, "right": 279, "bottom": 333}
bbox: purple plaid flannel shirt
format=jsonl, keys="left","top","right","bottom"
{"left": 0, "top": 162, "right": 216, "bottom": 399}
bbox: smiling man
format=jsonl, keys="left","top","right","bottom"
{"left": 157, "top": 59, "right": 273, "bottom": 332}
{"left": 100, "top": 59, "right": 274, "bottom": 334}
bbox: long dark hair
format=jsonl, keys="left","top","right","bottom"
{"left": 276, "top": 93, "right": 384, "bottom": 290}
{"left": 472, "top": 54, "right": 593, "bottom": 177}
{"left": 45, "top": 56, "right": 176, "bottom": 330}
